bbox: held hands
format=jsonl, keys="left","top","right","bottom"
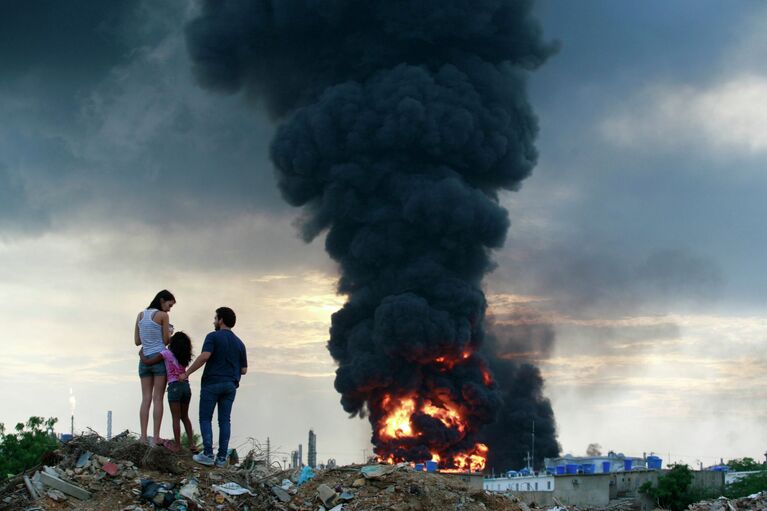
{"left": 178, "top": 372, "right": 189, "bottom": 382}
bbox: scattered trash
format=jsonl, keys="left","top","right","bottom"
{"left": 271, "top": 485, "right": 292, "bottom": 503}
{"left": 46, "top": 488, "right": 67, "bottom": 501}
{"left": 317, "top": 483, "right": 338, "bottom": 507}
{"left": 212, "top": 482, "right": 256, "bottom": 496}
{"left": 298, "top": 464, "right": 316, "bottom": 485}
{"left": 75, "top": 451, "right": 93, "bottom": 468}
{"left": 360, "top": 463, "right": 399, "bottom": 479}
{"left": 102, "top": 461, "right": 119, "bottom": 476}
{"left": 179, "top": 478, "right": 200, "bottom": 500}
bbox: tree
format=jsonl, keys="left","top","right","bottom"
{"left": 726, "top": 457, "right": 764, "bottom": 471}
{"left": 0, "top": 417, "right": 58, "bottom": 481}
{"left": 640, "top": 464, "right": 697, "bottom": 511}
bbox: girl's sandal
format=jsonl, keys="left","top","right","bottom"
{"left": 189, "top": 445, "right": 201, "bottom": 454}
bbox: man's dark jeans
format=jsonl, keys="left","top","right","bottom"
{"left": 199, "top": 381, "right": 237, "bottom": 460}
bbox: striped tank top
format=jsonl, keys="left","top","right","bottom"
{"left": 138, "top": 308, "right": 165, "bottom": 356}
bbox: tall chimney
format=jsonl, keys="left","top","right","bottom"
{"left": 70, "top": 415, "right": 74, "bottom": 437}
{"left": 308, "top": 430, "right": 317, "bottom": 468}
{"left": 107, "top": 411, "right": 112, "bottom": 440}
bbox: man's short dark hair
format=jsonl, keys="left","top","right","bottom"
{"left": 216, "top": 307, "right": 236, "bottom": 328}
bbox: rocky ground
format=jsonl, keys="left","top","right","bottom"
{"left": 0, "top": 434, "right": 764, "bottom": 511}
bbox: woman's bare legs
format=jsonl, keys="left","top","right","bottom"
{"left": 139, "top": 376, "right": 154, "bottom": 443}
{"left": 151, "top": 375, "right": 166, "bottom": 445}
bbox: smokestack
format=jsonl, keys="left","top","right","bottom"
{"left": 187, "top": 0, "right": 557, "bottom": 469}
{"left": 107, "top": 411, "right": 112, "bottom": 440}
{"left": 308, "top": 430, "right": 317, "bottom": 469}
{"left": 70, "top": 415, "right": 74, "bottom": 437}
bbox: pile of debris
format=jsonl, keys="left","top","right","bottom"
{"left": 275, "top": 462, "right": 526, "bottom": 511}
{"left": 687, "top": 491, "right": 767, "bottom": 511}
{"left": 0, "top": 433, "right": 528, "bottom": 511}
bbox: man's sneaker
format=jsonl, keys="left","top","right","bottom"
{"left": 193, "top": 453, "right": 214, "bottom": 466}
{"left": 214, "top": 458, "right": 227, "bottom": 468}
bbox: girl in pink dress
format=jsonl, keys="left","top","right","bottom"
{"left": 140, "top": 332, "right": 199, "bottom": 453}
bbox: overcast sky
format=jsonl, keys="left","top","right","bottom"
{"left": 1, "top": 0, "right": 765, "bottom": 468}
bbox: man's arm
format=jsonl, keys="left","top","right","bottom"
{"left": 240, "top": 342, "right": 248, "bottom": 375}
{"left": 179, "top": 351, "right": 211, "bottom": 381}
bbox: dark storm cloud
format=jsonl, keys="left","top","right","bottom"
{"left": 0, "top": 1, "right": 287, "bottom": 235}
{"left": 508, "top": 0, "right": 760, "bottom": 307}
{"left": 0, "top": 1, "right": 134, "bottom": 89}
{"left": 498, "top": 245, "right": 724, "bottom": 316}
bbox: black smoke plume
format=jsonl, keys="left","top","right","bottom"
{"left": 186, "top": 0, "right": 557, "bottom": 466}
{"left": 480, "top": 316, "right": 560, "bottom": 472}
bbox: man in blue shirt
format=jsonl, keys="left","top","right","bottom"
{"left": 181, "top": 306, "right": 247, "bottom": 467}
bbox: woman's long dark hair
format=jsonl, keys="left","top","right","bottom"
{"left": 148, "top": 289, "right": 175, "bottom": 310}
{"left": 168, "top": 332, "right": 193, "bottom": 367}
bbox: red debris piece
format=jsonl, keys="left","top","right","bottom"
{"left": 102, "top": 462, "right": 119, "bottom": 476}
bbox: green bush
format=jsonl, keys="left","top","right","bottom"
{"left": 726, "top": 457, "right": 764, "bottom": 472}
{"left": 0, "top": 417, "right": 58, "bottom": 481}
{"left": 639, "top": 464, "right": 717, "bottom": 511}
{"left": 724, "top": 471, "right": 767, "bottom": 499}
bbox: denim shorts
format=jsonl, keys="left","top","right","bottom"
{"left": 167, "top": 381, "right": 192, "bottom": 404}
{"left": 138, "top": 359, "right": 167, "bottom": 378}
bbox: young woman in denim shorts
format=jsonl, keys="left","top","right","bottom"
{"left": 134, "top": 289, "right": 175, "bottom": 445}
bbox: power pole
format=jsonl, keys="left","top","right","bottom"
{"left": 531, "top": 419, "right": 535, "bottom": 471}
{"left": 266, "top": 437, "right": 271, "bottom": 468}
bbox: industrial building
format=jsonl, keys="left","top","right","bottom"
{"left": 483, "top": 453, "right": 723, "bottom": 511}
{"left": 543, "top": 452, "right": 663, "bottom": 474}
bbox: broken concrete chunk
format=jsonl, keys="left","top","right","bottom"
{"left": 272, "top": 485, "right": 292, "bottom": 502}
{"left": 317, "top": 484, "right": 338, "bottom": 507}
{"left": 39, "top": 471, "right": 92, "bottom": 500}
{"left": 352, "top": 478, "right": 366, "bottom": 487}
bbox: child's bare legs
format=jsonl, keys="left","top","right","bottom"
{"left": 167, "top": 402, "right": 182, "bottom": 453}
{"left": 181, "top": 401, "right": 197, "bottom": 451}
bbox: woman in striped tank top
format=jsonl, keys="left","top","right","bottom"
{"left": 134, "top": 289, "right": 176, "bottom": 445}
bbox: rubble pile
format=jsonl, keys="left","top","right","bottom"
{"left": 0, "top": 433, "right": 531, "bottom": 511}
{"left": 688, "top": 491, "right": 767, "bottom": 511}
{"left": 267, "top": 463, "right": 525, "bottom": 511}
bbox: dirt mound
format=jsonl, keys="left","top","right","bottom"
{"left": 1, "top": 433, "right": 527, "bottom": 511}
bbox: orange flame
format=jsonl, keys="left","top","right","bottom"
{"left": 378, "top": 394, "right": 488, "bottom": 472}
{"left": 422, "top": 399, "right": 466, "bottom": 433}
{"left": 453, "top": 443, "right": 488, "bottom": 472}
{"left": 379, "top": 395, "right": 417, "bottom": 439}
{"left": 481, "top": 366, "right": 493, "bottom": 386}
